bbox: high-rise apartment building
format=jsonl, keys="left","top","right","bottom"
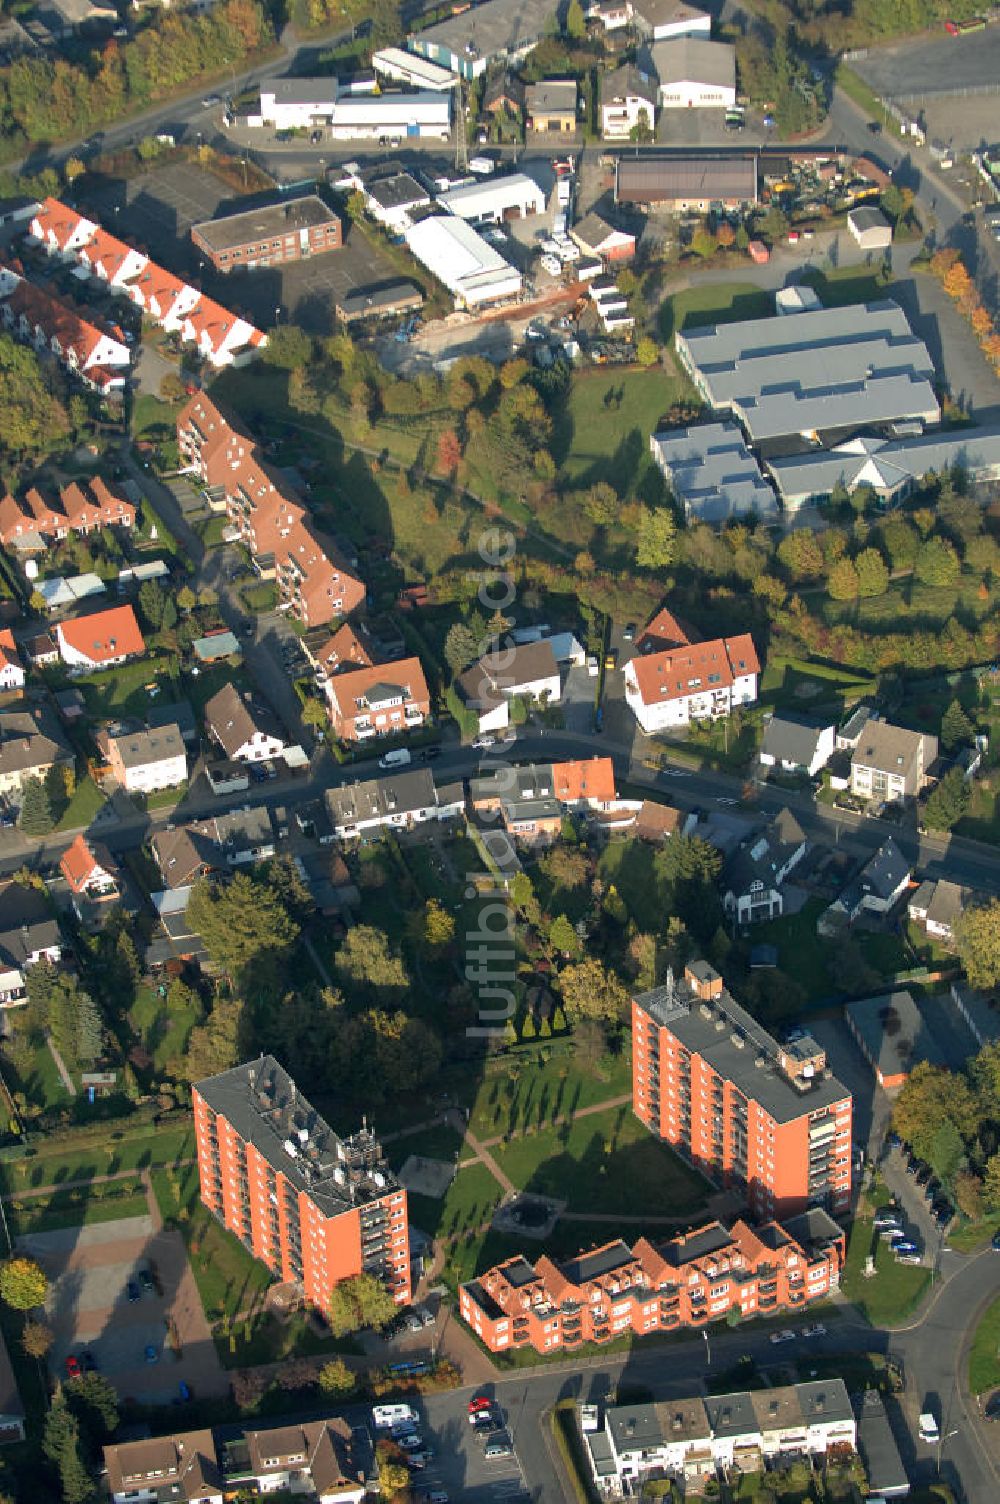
{"left": 193, "top": 1056, "right": 410, "bottom": 1312}
{"left": 633, "top": 962, "right": 852, "bottom": 1219}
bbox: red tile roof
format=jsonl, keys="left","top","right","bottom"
{"left": 58, "top": 604, "right": 145, "bottom": 665}
{"left": 60, "top": 833, "right": 116, "bottom": 895}
{"left": 636, "top": 605, "right": 694, "bottom": 653}
{"left": 628, "top": 633, "right": 760, "bottom": 707}
{"left": 0, "top": 628, "right": 20, "bottom": 676}
{"left": 315, "top": 622, "right": 373, "bottom": 672}
{"left": 551, "top": 757, "right": 616, "bottom": 804}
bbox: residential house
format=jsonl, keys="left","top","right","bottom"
{"left": 551, "top": 757, "right": 617, "bottom": 809}
{"left": 0, "top": 881, "right": 63, "bottom": 1007}
{"left": 585, "top": 0, "right": 633, "bottom": 34}
{"left": 850, "top": 722, "right": 937, "bottom": 805}
{"left": 836, "top": 703, "right": 872, "bottom": 751}
{"left": 56, "top": 604, "right": 145, "bottom": 672}
{"left": 759, "top": 715, "right": 835, "bottom": 779}
{"left": 230, "top": 1419, "right": 367, "bottom": 1502}
{"left": 211, "top": 806, "right": 276, "bottom": 866}
{"left": 324, "top": 657, "right": 430, "bottom": 742}
{"left": 570, "top": 209, "right": 637, "bottom": 261}
{"left": 462, "top": 1211, "right": 846, "bottom": 1357}
{"left": 0, "top": 706, "right": 73, "bottom": 805}
{"left": 455, "top": 640, "right": 561, "bottom": 734}
{"left": 908, "top": 877, "right": 971, "bottom": 944}
{"left": 583, "top": 1378, "right": 854, "bottom": 1497}
{"left": 324, "top": 769, "right": 462, "bottom": 839}
{"left": 0, "top": 262, "right": 130, "bottom": 392}
{"left": 502, "top": 795, "right": 563, "bottom": 846}
{"left": 634, "top": 799, "right": 692, "bottom": 842}
{"left": 599, "top": 64, "right": 658, "bottom": 140}
{"left": 104, "top": 1431, "right": 222, "bottom": 1504}
{"left": 624, "top": 630, "right": 759, "bottom": 734}
{"left": 60, "top": 833, "right": 120, "bottom": 904}
{"left": 177, "top": 393, "right": 364, "bottom": 627}
{"left": 721, "top": 808, "right": 807, "bottom": 925}
{"left": 204, "top": 682, "right": 285, "bottom": 764}
{"left": 104, "top": 723, "right": 187, "bottom": 794}
{"left": 525, "top": 79, "right": 577, "bottom": 135}
{"left": 0, "top": 631, "right": 23, "bottom": 692}
{"left": 310, "top": 621, "right": 374, "bottom": 678}
{"left": 23, "top": 631, "right": 59, "bottom": 667}
{"left": 818, "top": 838, "right": 912, "bottom": 935}
{"left": 483, "top": 73, "right": 525, "bottom": 119}
{"left": 150, "top": 824, "right": 218, "bottom": 915}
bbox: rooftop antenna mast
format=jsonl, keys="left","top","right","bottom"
{"left": 454, "top": 73, "right": 468, "bottom": 173}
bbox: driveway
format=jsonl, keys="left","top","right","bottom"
{"left": 561, "top": 664, "right": 595, "bottom": 734}
{"left": 21, "top": 1212, "right": 227, "bottom": 1404}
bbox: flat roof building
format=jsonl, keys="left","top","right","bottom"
{"left": 845, "top": 990, "right": 945, "bottom": 1089}
{"left": 649, "top": 420, "right": 778, "bottom": 523}
{"left": 409, "top": 0, "right": 559, "bottom": 78}
{"left": 194, "top": 1056, "right": 411, "bottom": 1312}
{"left": 191, "top": 196, "right": 342, "bottom": 274}
{"left": 437, "top": 172, "right": 546, "bottom": 222}
{"left": 335, "top": 280, "right": 423, "bottom": 323}
{"left": 856, "top": 1389, "right": 910, "bottom": 1499}
{"left": 634, "top": 961, "right": 852, "bottom": 1218}
{"left": 675, "top": 300, "right": 940, "bottom": 446}
{"left": 615, "top": 154, "right": 757, "bottom": 208}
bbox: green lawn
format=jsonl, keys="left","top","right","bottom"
{"left": 760, "top": 655, "right": 876, "bottom": 718}
{"left": 554, "top": 365, "right": 698, "bottom": 494}
{"left": 7, "top": 1038, "right": 71, "bottom": 1112}
{"left": 801, "top": 264, "right": 884, "bottom": 309}
{"left": 819, "top": 570, "right": 1000, "bottom": 631}
{"left": 7, "top": 1180, "right": 148, "bottom": 1236}
{"left": 834, "top": 62, "right": 884, "bottom": 122}
{"left": 492, "top": 1104, "right": 709, "bottom": 1218}
{"left": 151, "top": 1161, "right": 273, "bottom": 1324}
{"left": 751, "top": 899, "right": 908, "bottom": 1004}
{"left": 969, "top": 1293, "right": 1000, "bottom": 1393}
{"left": 467, "top": 1042, "right": 633, "bottom": 1141}
{"left": 658, "top": 282, "right": 774, "bottom": 343}
{"left": 132, "top": 393, "right": 177, "bottom": 442}
{"left": 950, "top": 1212, "right": 1000, "bottom": 1253}
{"left": 129, "top": 982, "right": 202, "bottom": 1074}
{"left": 0, "top": 1122, "right": 194, "bottom": 1194}
{"left": 385, "top": 1121, "right": 463, "bottom": 1173}
{"left": 56, "top": 775, "right": 107, "bottom": 832}
{"left": 217, "top": 1308, "right": 361, "bottom": 1368}
{"left": 76, "top": 656, "right": 181, "bottom": 719}
{"left": 596, "top": 843, "right": 663, "bottom": 933}
{"left": 840, "top": 1216, "right": 931, "bottom": 1326}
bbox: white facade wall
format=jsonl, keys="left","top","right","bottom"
{"left": 120, "top": 750, "right": 187, "bottom": 794}
{"left": 624, "top": 665, "right": 757, "bottom": 734}
{"left": 659, "top": 76, "right": 736, "bottom": 108}
{"left": 256, "top": 89, "right": 337, "bottom": 130}
{"left": 328, "top": 93, "right": 451, "bottom": 141}
{"left": 602, "top": 94, "right": 655, "bottom": 138}
{"left": 0, "top": 662, "right": 25, "bottom": 692}
{"left": 650, "top": 11, "right": 711, "bottom": 39}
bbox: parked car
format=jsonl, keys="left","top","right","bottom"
{"left": 126, "top": 1279, "right": 140, "bottom": 1303}
{"left": 984, "top": 1392, "right": 1000, "bottom": 1420}
{"left": 139, "top": 1268, "right": 155, "bottom": 1295}
{"left": 65, "top": 1355, "right": 81, "bottom": 1379}
{"left": 397, "top": 1434, "right": 423, "bottom": 1452}
{"left": 919, "top": 1411, "right": 940, "bottom": 1444}
{"left": 472, "top": 735, "right": 495, "bottom": 750}
{"left": 144, "top": 1345, "right": 159, "bottom": 1365}
{"left": 991, "top": 1231, "right": 1000, "bottom": 1252}
{"left": 484, "top": 1438, "right": 514, "bottom": 1459}
{"left": 769, "top": 1329, "right": 795, "bottom": 1345}
{"left": 892, "top": 1239, "right": 919, "bottom": 1256}
{"left": 802, "top": 1323, "right": 826, "bottom": 1338}
{"left": 468, "top": 1396, "right": 492, "bottom": 1417}
{"left": 896, "top": 1251, "right": 922, "bottom": 1265}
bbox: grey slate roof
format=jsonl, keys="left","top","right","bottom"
{"left": 635, "top": 967, "right": 850, "bottom": 1122}
{"left": 845, "top": 989, "right": 946, "bottom": 1078}
{"left": 325, "top": 767, "right": 438, "bottom": 828}
{"left": 760, "top": 713, "right": 833, "bottom": 768}
{"left": 108, "top": 722, "right": 184, "bottom": 771}
{"left": 410, "top": 0, "right": 559, "bottom": 64}
{"left": 525, "top": 79, "right": 577, "bottom": 115}
{"left": 195, "top": 1055, "right": 400, "bottom": 1219}
{"left": 676, "top": 300, "right": 939, "bottom": 444}
{"left": 852, "top": 720, "right": 935, "bottom": 780}
{"left": 650, "top": 420, "right": 778, "bottom": 523}
{"left": 204, "top": 683, "right": 284, "bottom": 759}
{"left": 600, "top": 63, "right": 658, "bottom": 109}
{"left": 857, "top": 1389, "right": 908, "bottom": 1499}
{"left": 723, "top": 807, "right": 806, "bottom": 899}
{"left": 366, "top": 173, "right": 428, "bottom": 211}
{"left": 859, "top": 836, "right": 911, "bottom": 901}
{"left": 650, "top": 36, "right": 736, "bottom": 91}
{"left": 0, "top": 882, "right": 60, "bottom": 967}
{"left": 768, "top": 424, "right": 1000, "bottom": 505}
{"left": 0, "top": 707, "right": 72, "bottom": 780}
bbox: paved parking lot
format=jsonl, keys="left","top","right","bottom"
{"left": 19, "top": 1213, "right": 227, "bottom": 1404}
{"left": 366, "top": 1391, "right": 530, "bottom": 1502}
{"left": 80, "top": 161, "right": 400, "bottom": 334}
{"left": 853, "top": 27, "right": 1000, "bottom": 100}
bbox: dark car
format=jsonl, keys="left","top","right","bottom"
{"left": 420, "top": 746, "right": 442, "bottom": 761}
{"left": 915, "top": 1165, "right": 932, "bottom": 1186}
{"left": 867, "top": 120, "right": 882, "bottom": 133}
{"left": 80, "top": 1350, "right": 96, "bottom": 1372}
{"left": 126, "top": 1279, "right": 140, "bottom": 1303}
{"left": 985, "top": 1392, "right": 1000, "bottom": 1419}
{"left": 139, "top": 1268, "right": 155, "bottom": 1295}
{"left": 924, "top": 1178, "right": 941, "bottom": 1200}
{"left": 992, "top": 1231, "right": 1000, "bottom": 1252}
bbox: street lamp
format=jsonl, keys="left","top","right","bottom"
{"left": 937, "top": 1427, "right": 958, "bottom": 1476}
{"left": 703, "top": 1328, "right": 711, "bottom": 1367}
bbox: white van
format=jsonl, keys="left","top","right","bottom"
{"left": 372, "top": 1402, "right": 418, "bottom": 1429}
{"left": 377, "top": 748, "right": 412, "bottom": 770}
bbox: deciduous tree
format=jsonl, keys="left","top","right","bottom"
{"left": 328, "top": 1273, "right": 397, "bottom": 1337}
{"left": 558, "top": 958, "right": 627, "bottom": 1025}
{"left": 0, "top": 1257, "right": 47, "bottom": 1310}
{"left": 955, "top": 900, "right": 1000, "bottom": 991}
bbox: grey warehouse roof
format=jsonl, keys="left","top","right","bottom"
{"left": 845, "top": 989, "right": 946, "bottom": 1078}
{"left": 410, "top": 0, "right": 559, "bottom": 62}
{"left": 768, "top": 424, "right": 1000, "bottom": 505}
{"left": 650, "top": 420, "right": 779, "bottom": 522}
{"left": 616, "top": 154, "right": 757, "bottom": 204}
{"left": 651, "top": 37, "right": 736, "bottom": 91}
{"left": 761, "top": 714, "right": 832, "bottom": 768}
{"left": 676, "top": 300, "right": 940, "bottom": 444}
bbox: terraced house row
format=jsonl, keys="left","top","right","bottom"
{"left": 177, "top": 391, "right": 365, "bottom": 628}
{"left": 460, "top": 1210, "right": 845, "bottom": 1355}
{"left": 27, "top": 198, "right": 266, "bottom": 369}
{"left": 0, "top": 475, "right": 135, "bottom": 549}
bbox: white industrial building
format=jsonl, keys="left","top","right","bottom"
{"left": 437, "top": 172, "right": 545, "bottom": 223}
{"left": 253, "top": 78, "right": 450, "bottom": 139}
{"left": 651, "top": 37, "right": 737, "bottom": 108}
{"left": 631, "top": 0, "right": 711, "bottom": 41}
{"left": 848, "top": 205, "right": 893, "bottom": 251}
{"left": 768, "top": 425, "right": 1000, "bottom": 512}
{"left": 372, "top": 46, "right": 456, "bottom": 90}
{"left": 404, "top": 215, "right": 522, "bottom": 308}
{"left": 253, "top": 78, "right": 338, "bottom": 130}
{"left": 328, "top": 91, "right": 451, "bottom": 141}
{"left": 649, "top": 421, "right": 779, "bottom": 524}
